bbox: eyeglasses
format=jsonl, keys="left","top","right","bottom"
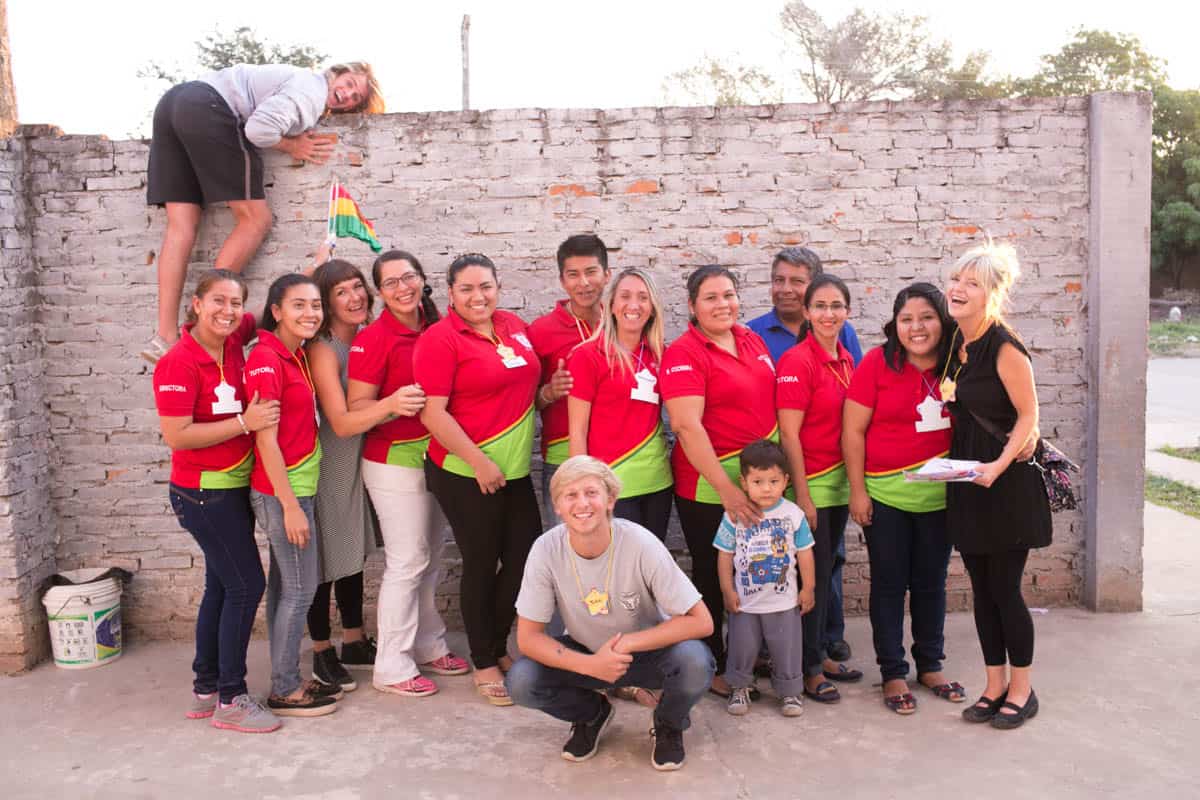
{"left": 809, "top": 302, "right": 848, "bottom": 313}
{"left": 380, "top": 273, "right": 423, "bottom": 291}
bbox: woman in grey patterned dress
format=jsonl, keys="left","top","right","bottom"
{"left": 307, "top": 256, "right": 416, "bottom": 690}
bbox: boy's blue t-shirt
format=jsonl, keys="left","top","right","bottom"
{"left": 713, "top": 497, "right": 814, "bottom": 614}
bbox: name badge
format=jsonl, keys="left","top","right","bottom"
{"left": 497, "top": 344, "right": 528, "bottom": 369}
{"left": 211, "top": 381, "right": 243, "bottom": 415}
{"left": 584, "top": 588, "right": 610, "bottom": 616}
{"left": 915, "top": 395, "right": 951, "bottom": 432}
{"left": 630, "top": 368, "right": 660, "bottom": 404}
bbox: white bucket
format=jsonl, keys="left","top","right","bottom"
{"left": 42, "top": 568, "right": 124, "bottom": 669}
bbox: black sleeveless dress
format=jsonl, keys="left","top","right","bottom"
{"left": 945, "top": 323, "right": 1052, "bottom": 554}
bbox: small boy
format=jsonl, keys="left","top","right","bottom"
{"left": 713, "top": 439, "right": 816, "bottom": 717}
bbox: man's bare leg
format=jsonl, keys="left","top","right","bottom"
{"left": 215, "top": 199, "right": 273, "bottom": 271}
{"left": 155, "top": 202, "right": 203, "bottom": 343}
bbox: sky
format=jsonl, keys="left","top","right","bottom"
{"left": 9, "top": 0, "right": 1200, "bottom": 140}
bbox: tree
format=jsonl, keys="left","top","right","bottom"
{"left": 140, "top": 26, "right": 326, "bottom": 86}
{"left": 663, "top": 55, "right": 780, "bottom": 106}
{"left": 909, "top": 51, "right": 1016, "bottom": 102}
{"left": 1151, "top": 87, "right": 1200, "bottom": 289}
{"left": 1016, "top": 28, "right": 1166, "bottom": 97}
{"left": 777, "top": 1, "right": 953, "bottom": 103}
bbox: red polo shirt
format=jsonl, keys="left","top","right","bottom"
{"left": 348, "top": 310, "right": 429, "bottom": 468}
{"left": 846, "top": 346, "right": 951, "bottom": 513}
{"left": 528, "top": 300, "right": 594, "bottom": 464}
{"left": 413, "top": 308, "right": 540, "bottom": 480}
{"left": 244, "top": 330, "right": 322, "bottom": 497}
{"left": 568, "top": 337, "right": 672, "bottom": 498}
{"left": 153, "top": 314, "right": 256, "bottom": 489}
{"left": 846, "top": 347, "right": 953, "bottom": 473}
{"left": 660, "top": 324, "right": 778, "bottom": 503}
{"left": 776, "top": 333, "right": 854, "bottom": 478}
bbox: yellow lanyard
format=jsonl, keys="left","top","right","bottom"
{"left": 290, "top": 348, "right": 315, "bottom": 395}
{"left": 826, "top": 359, "right": 852, "bottom": 390}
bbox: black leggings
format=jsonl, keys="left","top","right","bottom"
{"left": 675, "top": 495, "right": 727, "bottom": 671}
{"left": 306, "top": 571, "right": 365, "bottom": 642}
{"left": 426, "top": 461, "right": 542, "bottom": 670}
{"left": 961, "top": 549, "right": 1035, "bottom": 668}
{"left": 800, "top": 505, "right": 849, "bottom": 677}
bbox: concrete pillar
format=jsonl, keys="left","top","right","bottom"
{"left": 1084, "top": 91, "right": 1152, "bottom": 611}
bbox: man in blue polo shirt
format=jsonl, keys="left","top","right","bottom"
{"left": 747, "top": 246, "right": 861, "bottom": 675}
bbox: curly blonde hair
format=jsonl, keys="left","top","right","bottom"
{"left": 325, "top": 62, "right": 385, "bottom": 114}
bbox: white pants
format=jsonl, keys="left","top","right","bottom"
{"left": 361, "top": 459, "right": 450, "bottom": 685}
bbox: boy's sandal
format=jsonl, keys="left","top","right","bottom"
{"left": 919, "top": 679, "right": 966, "bottom": 703}
{"left": 883, "top": 691, "right": 918, "bottom": 715}
{"left": 802, "top": 681, "right": 841, "bottom": 704}
{"left": 613, "top": 686, "right": 661, "bottom": 709}
{"left": 823, "top": 663, "right": 864, "bottom": 683}
{"left": 475, "top": 681, "right": 514, "bottom": 707}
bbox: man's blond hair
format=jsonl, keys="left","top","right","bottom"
{"left": 549, "top": 456, "right": 622, "bottom": 507}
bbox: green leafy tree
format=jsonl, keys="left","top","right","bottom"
{"left": 663, "top": 55, "right": 780, "bottom": 106}
{"left": 1017, "top": 28, "right": 1166, "bottom": 97}
{"left": 140, "top": 26, "right": 326, "bottom": 86}
{"left": 1152, "top": 87, "right": 1200, "bottom": 289}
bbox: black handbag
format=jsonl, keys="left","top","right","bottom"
{"left": 967, "top": 410, "right": 1080, "bottom": 513}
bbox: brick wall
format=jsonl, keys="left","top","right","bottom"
{"left": 2, "top": 97, "right": 1092, "bottom": 659}
{"left": 0, "top": 128, "right": 58, "bottom": 671}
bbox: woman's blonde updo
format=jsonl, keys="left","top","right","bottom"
{"left": 949, "top": 238, "right": 1022, "bottom": 320}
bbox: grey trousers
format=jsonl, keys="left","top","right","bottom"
{"left": 723, "top": 606, "right": 805, "bottom": 697}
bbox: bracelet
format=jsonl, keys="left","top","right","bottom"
{"left": 236, "top": 413, "right": 250, "bottom": 435}
{"left": 540, "top": 385, "right": 554, "bottom": 405}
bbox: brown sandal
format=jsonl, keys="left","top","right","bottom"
{"left": 613, "top": 686, "right": 660, "bottom": 708}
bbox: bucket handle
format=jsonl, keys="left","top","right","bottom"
{"left": 50, "top": 593, "right": 93, "bottom": 618}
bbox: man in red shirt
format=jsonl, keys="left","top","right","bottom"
{"left": 528, "top": 235, "right": 611, "bottom": 522}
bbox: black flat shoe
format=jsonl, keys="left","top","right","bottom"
{"left": 962, "top": 691, "right": 1008, "bottom": 723}
{"left": 827, "top": 640, "right": 852, "bottom": 662}
{"left": 990, "top": 690, "right": 1039, "bottom": 730}
{"left": 823, "top": 663, "right": 863, "bottom": 683}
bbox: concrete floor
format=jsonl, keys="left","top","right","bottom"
{"left": 1, "top": 500, "right": 1197, "bottom": 799}
{"left": 3, "top": 360, "right": 1198, "bottom": 799}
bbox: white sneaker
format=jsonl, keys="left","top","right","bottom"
{"left": 726, "top": 686, "right": 752, "bottom": 716}
{"left": 780, "top": 695, "right": 804, "bottom": 717}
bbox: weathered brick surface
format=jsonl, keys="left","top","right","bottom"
{"left": 0, "top": 129, "right": 59, "bottom": 671}
{"left": 1, "top": 98, "right": 1092, "bottom": 656}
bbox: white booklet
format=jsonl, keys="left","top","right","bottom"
{"left": 903, "top": 457, "right": 982, "bottom": 483}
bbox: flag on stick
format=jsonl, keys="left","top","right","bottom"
{"left": 327, "top": 180, "right": 383, "bottom": 253}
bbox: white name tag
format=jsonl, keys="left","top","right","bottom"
{"left": 503, "top": 355, "right": 528, "bottom": 369}
{"left": 211, "top": 381, "right": 243, "bottom": 415}
{"left": 915, "top": 395, "right": 951, "bottom": 432}
{"left": 630, "top": 368, "right": 660, "bottom": 404}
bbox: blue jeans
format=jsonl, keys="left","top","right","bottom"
{"left": 251, "top": 490, "right": 320, "bottom": 697}
{"left": 170, "top": 484, "right": 265, "bottom": 703}
{"left": 507, "top": 636, "right": 715, "bottom": 731}
{"left": 825, "top": 536, "right": 847, "bottom": 649}
{"left": 863, "top": 501, "right": 951, "bottom": 681}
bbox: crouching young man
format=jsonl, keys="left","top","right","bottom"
{"left": 506, "top": 455, "right": 715, "bottom": 771}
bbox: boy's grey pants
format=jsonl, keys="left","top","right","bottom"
{"left": 723, "top": 606, "right": 806, "bottom": 697}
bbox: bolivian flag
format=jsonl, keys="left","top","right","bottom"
{"left": 327, "top": 180, "right": 382, "bottom": 252}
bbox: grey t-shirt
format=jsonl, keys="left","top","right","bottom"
{"left": 516, "top": 518, "right": 702, "bottom": 654}
{"left": 199, "top": 64, "right": 328, "bottom": 148}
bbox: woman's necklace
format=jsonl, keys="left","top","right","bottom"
{"left": 567, "top": 526, "right": 617, "bottom": 616}
{"left": 938, "top": 318, "right": 990, "bottom": 402}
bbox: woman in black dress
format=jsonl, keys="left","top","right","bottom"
{"left": 942, "top": 241, "right": 1050, "bottom": 730}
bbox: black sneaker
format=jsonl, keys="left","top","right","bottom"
{"left": 561, "top": 695, "right": 614, "bottom": 762}
{"left": 650, "top": 725, "right": 685, "bottom": 771}
{"left": 304, "top": 678, "right": 345, "bottom": 701}
{"left": 827, "top": 640, "right": 852, "bottom": 662}
{"left": 340, "top": 637, "right": 377, "bottom": 670}
{"left": 313, "top": 648, "right": 357, "bottom": 691}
